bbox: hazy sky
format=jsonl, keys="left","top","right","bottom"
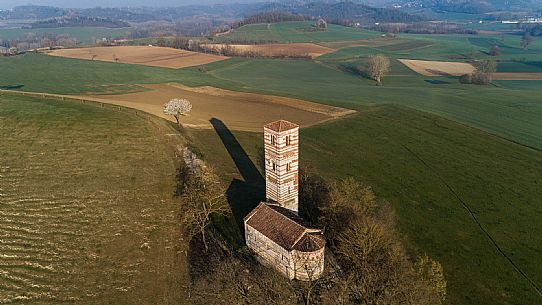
{"left": 0, "top": 0, "right": 259, "bottom": 9}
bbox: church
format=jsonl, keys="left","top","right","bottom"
{"left": 243, "top": 120, "right": 325, "bottom": 281}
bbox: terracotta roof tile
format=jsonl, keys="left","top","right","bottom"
{"left": 293, "top": 233, "right": 325, "bottom": 252}
{"left": 244, "top": 203, "right": 324, "bottom": 252}
{"left": 264, "top": 120, "right": 299, "bottom": 132}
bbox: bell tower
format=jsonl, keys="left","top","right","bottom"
{"left": 264, "top": 120, "right": 299, "bottom": 212}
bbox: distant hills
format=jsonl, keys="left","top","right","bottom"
{"left": 30, "top": 16, "right": 130, "bottom": 29}
{"left": 1, "top": 2, "right": 425, "bottom": 28}
{"left": 2, "top": 0, "right": 539, "bottom": 32}
{"left": 257, "top": 1, "right": 425, "bottom": 24}
{"left": 393, "top": 0, "right": 541, "bottom": 13}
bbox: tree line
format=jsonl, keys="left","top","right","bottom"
{"left": 373, "top": 22, "right": 478, "bottom": 35}
{"left": 232, "top": 12, "right": 305, "bottom": 29}
{"left": 29, "top": 16, "right": 130, "bottom": 29}
{"left": 148, "top": 36, "right": 311, "bottom": 59}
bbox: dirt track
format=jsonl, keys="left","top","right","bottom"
{"left": 47, "top": 46, "right": 228, "bottom": 69}
{"left": 492, "top": 73, "right": 542, "bottom": 80}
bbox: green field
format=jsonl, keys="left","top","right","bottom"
{"left": 188, "top": 104, "right": 542, "bottom": 305}
{"left": 1, "top": 54, "right": 540, "bottom": 150}
{"left": 320, "top": 33, "right": 542, "bottom": 61}
{"left": 0, "top": 94, "right": 188, "bottom": 303}
{"left": 214, "top": 21, "right": 380, "bottom": 43}
{"left": 2, "top": 21, "right": 542, "bottom": 305}
{"left": 0, "top": 27, "right": 131, "bottom": 44}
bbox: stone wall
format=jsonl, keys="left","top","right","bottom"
{"left": 245, "top": 223, "right": 295, "bottom": 279}
{"left": 245, "top": 223, "right": 325, "bottom": 281}
{"left": 292, "top": 248, "right": 325, "bottom": 281}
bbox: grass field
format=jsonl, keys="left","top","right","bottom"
{"left": 204, "top": 58, "right": 542, "bottom": 150}
{"left": 0, "top": 93, "right": 188, "bottom": 303}
{"left": 320, "top": 32, "right": 542, "bottom": 62}
{"left": 0, "top": 53, "right": 240, "bottom": 95}
{"left": 0, "top": 53, "right": 540, "bottom": 148}
{"left": 214, "top": 21, "right": 380, "bottom": 43}
{"left": 48, "top": 46, "right": 228, "bottom": 69}
{"left": 188, "top": 105, "right": 542, "bottom": 305}
{"left": 44, "top": 83, "right": 354, "bottom": 131}
{"left": 0, "top": 27, "right": 131, "bottom": 44}
{"left": 2, "top": 22, "right": 542, "bottom": 304}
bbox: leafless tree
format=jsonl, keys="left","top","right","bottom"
{"left": 180, "top": 164, "right": 228, "bottom": 250}
{"left": 521, "top": 33, "right": 533, "bottom": 50}
{"left": 489, "top": 45, "right": 501, "bottom": 56}
{"left": 366, "top": 54, "right": 391, "bottom": 86}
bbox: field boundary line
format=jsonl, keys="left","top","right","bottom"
{"left": 398, "top": 142, "right": 542, "bottom": 298}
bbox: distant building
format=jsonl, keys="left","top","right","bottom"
{"left": 316, "top": 18, "right": 327, "bottom": 30}
{"left": 244, "top": 120, "right": 325, "bottom": 281}
{"left": 502, "top": 16, "right": 542, "bottom": 24}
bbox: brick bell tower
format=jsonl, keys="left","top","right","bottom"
{"left": 264, "top": 120, "right": 299, "bottom": 213}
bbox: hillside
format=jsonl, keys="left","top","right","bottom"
{"left": 252, "top": 1, "right": 425, "bottom": 24}
{"left": 0, "top": 93, "right": 189, "bottom": 303}
{"left": 30, "top": 16, "right": 130, "bottom": 29}
{"left": 396, "top": 0, "right": 541, "bottom": 13}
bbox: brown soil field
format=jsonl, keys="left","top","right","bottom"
{"left": 90, "top": 83, "right": 355, "bottom": 131}
{"left": 9, "top": 84, "right": 355, "bottom": 132}
{"left": 203, "top": 43, "right": 334, "bottom": 58}
{"left": 320, "top": 38, "right": 410, "bottom": 50}
{"left": 400, "top": 59, "right": 542, "bottom": 80}
{"left": 492, "top": 73, "right": 542, "bottom": 80}
{"left": 47, "top": 46, "right": 228, "bottom": 69}
{"left": 399, "top": 59, "right": 476, "bottom": 76}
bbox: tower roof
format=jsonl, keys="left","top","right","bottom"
{"left": 244, "top": 203, "right": 325, "bottom": 252}
{"left": 264, "top": 120, "right": 299, "bottom": 133}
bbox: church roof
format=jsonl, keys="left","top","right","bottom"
{"left": 293, "top": 233, "right": 326, "bottom": 252}
{"left": 264, "top": 120, "right": 299, "bottom": 133}
{"left": 244, "top": 203, "right": 325, "bottom": 252}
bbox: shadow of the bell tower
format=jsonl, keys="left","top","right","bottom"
{"left": 210, "top": 118, "right": 265, "bottom": 234}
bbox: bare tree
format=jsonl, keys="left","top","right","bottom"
{"left": 489, "top": 45, "right": 501, "bottom": 56}
{"left": 366, "top": 54, "right": 390, "bottom": 86}
{"left": 163, "top": 98, "right": 192, "bottom": 126}
{"left": 474, "top": 60, "right": 497, "bottom": 84}
{"left": 476, "top": 60, "right": 497, "bottom": 74}
{"left": 181, "top": 163, "right": 228, "bottom": 250}
{"left": 300, "top": 171, "right": 446, "bottom": 304}
{"left": 291, "top": 253, "right": 328, "bottom": 305}
{"left": 521, "top": 33, "right": 533, "bottom": 50}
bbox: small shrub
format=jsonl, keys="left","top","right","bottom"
{"left": 459, "top": 74, "right": 472, "bottom": 84}
{"left": 489, "top": 45, "right": 501, "bottom": 56}
{"left": 471, "top": 71, "right": 491, "bottom": 85}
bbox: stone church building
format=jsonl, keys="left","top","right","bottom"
{"left": 244, "top": 120, "right": 325, "bottom": 281}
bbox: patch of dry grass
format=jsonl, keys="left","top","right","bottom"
{"left": 0, "top": 94, "right": 189, "bottom": 304}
